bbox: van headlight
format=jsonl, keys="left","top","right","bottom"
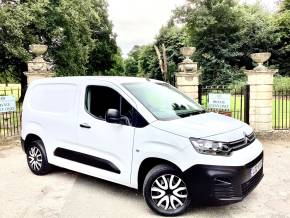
{"left": 190, "top": 138, "right": 231, "bottom": 156}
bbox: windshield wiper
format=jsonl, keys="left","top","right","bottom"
{"left": 177, "top": 110, "right": 206, "bottom": 118}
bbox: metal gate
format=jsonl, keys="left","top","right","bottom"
{"left": 273, "top": 89, "right": 290, "bottom": 130}
{"left": 198, "top": 85, "right": 250, "bottom": 124}
{"left": 0, "top": 88, "right": 22, "bottom": 139}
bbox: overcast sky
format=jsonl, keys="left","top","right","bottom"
{"left": 107, "top": 0, "right": 278, "bottom": 56}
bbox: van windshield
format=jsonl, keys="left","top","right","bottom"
{"left": 123, "top": 82, "right": 205, "bottom": 121}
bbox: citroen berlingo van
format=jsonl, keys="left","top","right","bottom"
{"left": 21, "top": 76, "right": 263, "bottom": 216}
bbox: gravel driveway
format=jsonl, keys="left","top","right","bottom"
{"left": 0, "top": 137, "right": 290, "bottom": 218}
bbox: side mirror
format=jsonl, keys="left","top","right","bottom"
{"left": 105, "top": 109, "right": 121, "bottom": 124}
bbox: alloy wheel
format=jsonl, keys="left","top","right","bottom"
{"left": 151, "top": 174, "right": 188, "bottom": 211}
{"left": 28, "top": 146, "right": 43, "bottom": 171}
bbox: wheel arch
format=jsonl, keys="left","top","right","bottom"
{"left": 137, "top": 157, "right": 182, "bottom": 192}
{"left": 23, "top": 134, "right": 43, "bottom": 153}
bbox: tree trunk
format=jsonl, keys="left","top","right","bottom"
{"left": 162, "top": 44, "right": 168, "bottom": 82}
{"left": 18, "top": 72, "right": 27, "bottom": 103}
{"left": 154, "top": 44, "right": 168, "bottom": 82}
{"left": 154, "top": 45, "right": 164, "bottom": 75}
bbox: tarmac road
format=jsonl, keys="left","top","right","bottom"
{"left": 0, "top": 138, "right": 290, "bottom": 218}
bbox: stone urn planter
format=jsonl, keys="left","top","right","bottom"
{"left": 179, "top": 47, "right": 197, "bottom": 73}
{"left": 180, "top": 47, "right": 196, "bottom": 63}
{"left": 25, "top": 44, "right": 54, "bottom": 85}
{"left": 250, "top": 52, "right": 271, "bottom": 71}
{"left": 29, "top": 44, "right": 48, "bottom": 62}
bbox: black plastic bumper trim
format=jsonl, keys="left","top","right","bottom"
{"left": 54, "top": 147, "right": 121, "bottom": 174}
{"left": 184, "top": 152, "right": 264, "bottom": 204}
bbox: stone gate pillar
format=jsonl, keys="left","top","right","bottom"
{"left": 175, "top": 47, "right": 200, "bottom": 100}
{"left": 24, "top": 44, "right": 54, "bottom": 85}
{"left": 245, "top": 52, "right": 278, "bottom": 132}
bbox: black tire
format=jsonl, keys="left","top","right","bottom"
{"left": 26, "top": 140, "right": 51, "bottom": 175}
{"left": 143, "top": 164, "right": 191, "bottom": 216}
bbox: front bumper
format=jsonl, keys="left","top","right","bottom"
{"left": 184, "top": 152, "right": 264, "bottom": 204}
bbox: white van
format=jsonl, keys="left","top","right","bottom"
{"left": 21, "top": 76, "right": 263, "bottom": 216}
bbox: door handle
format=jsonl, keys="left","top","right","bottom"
{"left": 80, "top": 123, "right": 91, "bottom": 129}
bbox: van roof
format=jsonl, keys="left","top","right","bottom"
{"left": 31, "top": 76, "right": 164, "bottom": 85}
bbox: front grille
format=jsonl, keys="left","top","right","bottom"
{"left": 227, "top": 132, "right": 256, "bottom": 151}
{"left": 213, "top": 178, "right": 238, "bottom": 199}
{"left": 242, "top": 169, "right": 263, "bottom": 196}
{"left": 214, "top": 185, "right": 237, "bottom": 199}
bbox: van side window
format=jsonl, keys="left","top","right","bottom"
{"left": 120, "top": 96, "right": 134, "bottom": 124}
{"left": 85, "top": 86, "right": 148, "bottom": 127}
{"left": 121, "top": 96, "right": 148, "bottom": 128}
{"left": 86, "top": 86, "right": 120, "bottom": 120}
{"left": 132, "top": 110, "right": 148, "bottom": 128}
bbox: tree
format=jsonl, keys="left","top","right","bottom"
{"left": 124, "top": 45, "right": 158, "bottom": 78}
{"left": 154, "top": 44, "right": 168, "bottom": 82}
{"left": 45, "top": 0, "right": 99, "bottom": 76}
{"left": 273, "top": 0, "right": 290, "bottom": 76}
{"left": 0, "top": 0, "right": 119, "bottom": 97}
{"left": 42, "top": 0, "right": 119, "bottom": 76}
{"left": 105, "top": 49, "right": 125, "bottom": 75}
{"left": 124, "top": 57, "right": 139, "bottom": 76}
{"left": 155, "top": 25, "right": 188, "bottom": 84}
{"left": 0, "top": 0, "right": 47, "bottom": 98}
{"left": 175, "top": 0, "right": 246, "bottom": 85}
{"left": 237, "top": 2, "right": 279, "bottom": 70}
{"left": 124, "top": 24, "right": 188, "bottom": 84}
{"left": 85, "top": 0, "right": 120, "bottom": 76}
{"left": 175, "top": 0, "right": 278, "bottom": 85}
{"left": 124, "top": 45, "right": 143, "bottom": 76}
{"left": 138, "top": 45, "right": 159, "bottom": 78}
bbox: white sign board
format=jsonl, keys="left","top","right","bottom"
{"left": 0, "top": 96, "right": 16, "bottom": 113}
{"left": 208, "top": 93, "right": 231, "bottom": 111}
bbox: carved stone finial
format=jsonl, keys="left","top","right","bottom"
{"left": 24, "top": 44, "right": 54, "bottom": 84}
{"left": 180, "top": 47, "right": 196, "bottom": 64}
{"left": 178, "top": 47, "right": 198, "bottom": 73}
{"left": 250, "top": 52, "right": 271, "bottom": 71}
{"left": 29, "top": 44, "right": 48, "bottom": 62}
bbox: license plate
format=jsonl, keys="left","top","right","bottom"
{"left": 251, "top": 160, "right": 263, "bottom": 177}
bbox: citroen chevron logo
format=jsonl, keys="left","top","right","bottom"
{"left": 244, "top": 132, "right": 248, "bottom": 144}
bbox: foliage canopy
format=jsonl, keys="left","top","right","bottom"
{"left": 124, "top": 24, "right": 188, "bottom": 84}
{"left": 174, "top": 0, "right": 279, "bottom": 85}
{"left": 0, "top": 0, "right": 289, "bottom": 87}
{"left": 125, "top": 0, "right": 288, "bottom": 86}
{"left": 0, "top": 0, "right": 120, "bottom": 84}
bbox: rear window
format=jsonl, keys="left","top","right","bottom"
{"left": 29, "top": 84, "right": 77, "bottom": 114}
